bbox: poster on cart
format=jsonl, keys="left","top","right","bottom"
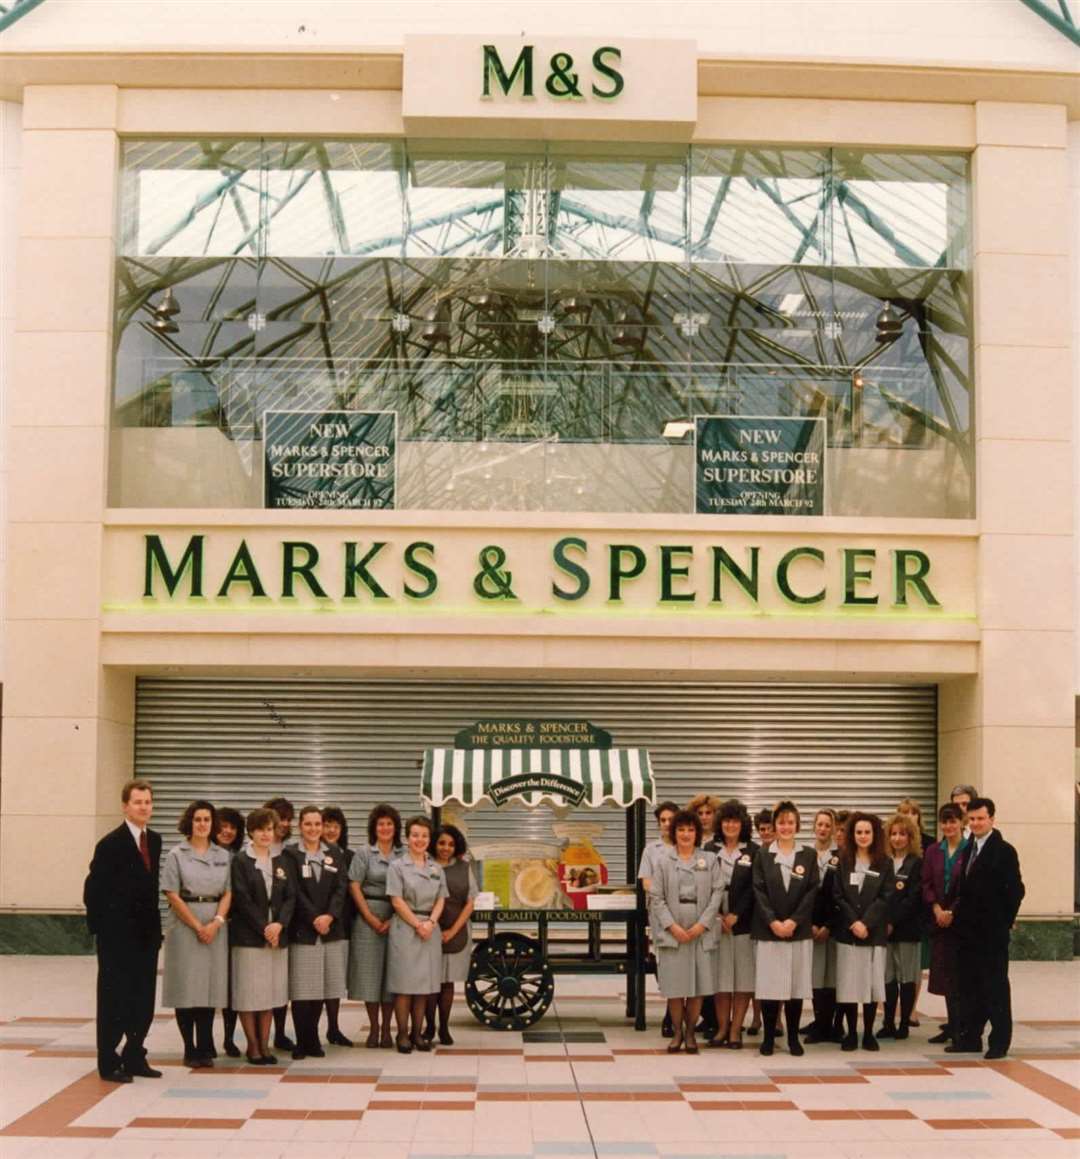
{"left": 694, "top": 414, "right": 825, "bottom": 515}
{"left": 263, "top": 409, "right": 397, "bottom": 510}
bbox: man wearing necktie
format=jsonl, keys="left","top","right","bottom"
{"left": 83, "top": 779, "right": 164, "bottom": 1082}
{"left": 947, "top": 797, "right": 1025, "bottom": 1060}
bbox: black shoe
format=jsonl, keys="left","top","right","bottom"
{"left": 803, "top": 1029, "right": 828, "bottom": 1044}
{"left": 413, "top": 1038, "right": 432, "bottom": 1053}
{"left": 396, "top": 1037, "right": 413, "bottom": 1055}
{"left": 758, "top": 1041, "right": 774, "bottom": 1056}
{"left": 291, "top": 1048, "right": 307, "bottom": 1060}
{"left": 894, "top": 1026, "right": 910, "bottom": 1040}
{"left": 261, "top": 1053, "right": 278, "bottom": 1065}
{"left": 944, "top": 1042, "right": 982, "bottom": 1054}
{"left": 327, "top": 1031, "right": 353, "bottom": 1048}
{"left": 877, "top": 1024, "right": 896, "bottom": 1039}
{"left": 927, "top": 1031, "right": 950, "bottom": 1044}
{"left": 224, "top": 1041, "right": 242, "bottom": 1057}
{"left": 862, "top": 1035, "right": 880, "bottom": 1052}
{"left": 274, "top": 1035, "right": 297, "bottom": 1052}
{"left": 984, "top": 1048, "right": 1008, "bottom": 1060}
{"left": 438, "top": 1027, "right": 454, "bottom": 1046}
{"left": 100, "top": 1070, "right": 133, "bottom": 1084}
{"left": 788, "top": 1038, "right": 805, "bottom": 1057}
{"left": 746, "top": 1024, "right": 761, "bottom": 1036}
{"left": 308, "top": 1045, "right": 325, "bottom": 1058}
{"left": 908, "top": 1019, "right": 920, "bottom": 1028}
{"left": 183, "top": 1053, "right": 201, "bottom": 1068}
{"left": 840, "top": 1034, "right": 858, "bottom": 1052}
{"left": 127, "top": 1064, "right": 163, "bottom": 1078}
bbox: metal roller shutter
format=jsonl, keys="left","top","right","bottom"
{"left": 135, "top": 678, "right": 937, "bottom": 873}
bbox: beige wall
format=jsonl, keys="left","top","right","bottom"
{"left": 0, "top": 79, "right": 1074, "bottom": 921}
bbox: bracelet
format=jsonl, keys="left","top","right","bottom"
{"left": 213, "top": 914, "right": 225, "bottom": 924}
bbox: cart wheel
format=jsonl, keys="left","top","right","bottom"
{"left": 465, "top": 931, "right": 555, "bottom": 1030}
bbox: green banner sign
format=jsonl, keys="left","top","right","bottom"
{"left": 488, "top": 773, "right": 589, "bottom": 807}
{"left": 455, "top": 720, "right": 613, "bottom": 749}
{"left": 263, "top": 410, "right": 396, "bottom": 510}
{"left": 695, "top": 415, "right": 825, "bottom": 516}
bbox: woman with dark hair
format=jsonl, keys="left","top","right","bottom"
{"left": 426, "top": 823, "right": 477, "bottom": 1045}
{"left": 284, "top": 806, "right": 348, "bottom": 1059}
{"left": 213, "top": 807, "right": 245, "bottom": 1058}
{"left": 751, "top": 801, "right": 819, "bottom": 1057}
{"left": 878, "top": 812, "right": 923, "bottom": 1040}
{"left": 387, "top": 816, "right": 448, "bottom": 1053}
{"left": 347, "top": 804, "right": 403, "bottom": 1048}
{"left": 161, "top": 800, "right": 232, "bottom": 1067}
{"left": 922, "top": 802, "right": 968, "bottom": 1046}
{"left": 319, "top": 805, "right": 353, "bottom": 1046}
{"left": 707, "top": 799, "right": 756, "bottom": 1049}
{"left": 230, "top": 807, "right": 296, "bottom": 1065}
{"left": 649, "top": 809, "right": 723, "bottom": 1054}
{"left": 215, "top": 807, "right": 245, "bottom": 854}
{"left": 805, "top": 808, "right": 839, "bottom": 1044}
{"left": 832, "top": 811, "right": 893, "bottom": 1051}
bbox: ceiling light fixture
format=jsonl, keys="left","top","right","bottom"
{"left": 875, "top": 302, "right": 904, "bottom": 342}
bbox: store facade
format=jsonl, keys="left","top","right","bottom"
{"left": 0, "top": 31, "right": 1075, "bottom": 954}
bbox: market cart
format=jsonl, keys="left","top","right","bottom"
{"left": 421, "top": 728, "right": 657, "bottom": 1031}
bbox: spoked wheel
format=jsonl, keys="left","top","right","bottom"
{"left": 465, "top": 931, "right": 555, "bottom": 1030}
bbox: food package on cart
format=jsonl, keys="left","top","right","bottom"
{"left": 553, "top": 822, "right": 608, "bottom": 910}
{"left": 467, "top": 840, "right": 566, "bottom": 910}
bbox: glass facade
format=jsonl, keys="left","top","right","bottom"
{"left": 111, "top": 139, "right": 972, "bottom": 516}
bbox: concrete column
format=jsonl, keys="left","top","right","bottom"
{"left": 938, "top": 102, "right": 1075, "bottom": 921}
{"left": 0, "top": 86, "right": 127, "bottom": 911}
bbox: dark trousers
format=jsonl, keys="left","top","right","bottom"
{"left": 96, "top": 938, "right": 158, "bottom": 1076}
{"left": 956, "top": 940, "right": 1012, "bottom": 1053}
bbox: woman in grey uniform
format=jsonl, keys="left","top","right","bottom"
{"left": 347, "top": 804, "right": 403, "bottom": 1048}
{"left": 708, "top": 799, "right": 756, "bottom": 1049}
{"left": 229, "top": 807, "right": 296, "bottom": 1065}
{"left": 284, "top": 806, "right": 348, "bottom": 1059}
{"left": 638, "top": 801, "right": 679, "bottom": 1039}
{"left": 832, "top": 811, "right": 894, "bottom": 1051}
{"left": 161, "top": 800, "right": 232, "bottom": 1067}
{"left": 649, "top": 810, "right": 723, "bottom": 1054}
{"left": 387, "top": 816, "right": 448, "bottom": 1054}
{"left": 877, "top": 812, "right": 923, "bottom": 1040}
{"left": 425, "top": 823, "right": 478, "bottom": 1045}
{"left": 751, "top": 801, "right": 819, "bottom": 1057}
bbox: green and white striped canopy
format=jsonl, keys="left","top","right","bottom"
{"left": 421, "top": 747, "right": 657, "bottom": 809}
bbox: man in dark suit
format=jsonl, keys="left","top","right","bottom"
{"left": 947, "top": 797, "right": 1025, "bottom": 1060}
{"left": 83, "top": 779, "right": 163, "bottom": 1082}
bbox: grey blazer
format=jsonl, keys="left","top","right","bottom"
{"left": 648, "top": 847, "right": 724, "bottom": 951}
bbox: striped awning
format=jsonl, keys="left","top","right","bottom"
{"left": 421, "top": 747, "right": 657, "bottom": 809}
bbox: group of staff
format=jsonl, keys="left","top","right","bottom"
{"left": 159, "top": 796, "right": 477, "bottom": 1066}
{"left": 640, "top": 787, "right": 1024, "bottom": 1060}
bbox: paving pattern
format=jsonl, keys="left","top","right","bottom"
{"left": 0, "top": 957, "right": 1077, "bottom": 1158}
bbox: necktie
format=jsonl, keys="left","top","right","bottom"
{"left": 966, "top": 841, "right": 979, "bottom": 875}
{"left": 139, "top": 829, "right": 151, "bottom": 872}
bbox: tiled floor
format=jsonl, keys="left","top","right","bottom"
{"left": 0, "top": 957, "right": 1077, "bottom": 1158}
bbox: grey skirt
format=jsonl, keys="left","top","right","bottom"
{"left": 812, "top": 938, "right": 838, "bottom": 990}
{"left": 753, "top": 938, "right": 813, "bottom": 1001}
{"left": 162, "top": 902, "right": 229, "bottom": 1009}
{"left": 441, "top": 928, "right": 473, "bottom": 984}
{"left": 836, "top": 943, "right": 887, "bottom": 1004}
{"left": 289, "top": 938, "right": 348, "bottom": 1001}
{"left": 347, "top": 898, "right": 393, "bottom": 1003}
{"left": 387, "top": 915, "right": 442, "bottom": 996}
{"left": 885, "top": 940, "right": 921, "bottom": 985}
{"left": 715, "top": 931, "right": 755, "bottom": 994}
{"left": 231, "top": 944, "right": 288, "bottom": 1012}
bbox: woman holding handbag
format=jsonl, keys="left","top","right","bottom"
{"left": 425, "top": 824, "right": 478, "bottom": 1045}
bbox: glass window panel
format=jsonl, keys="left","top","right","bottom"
{"left": 690, "top": 148, "right": 829, "bottom": 266}
{"left": 260, "top": 140, "right": 404, "bottom": 258}
{"left": 830, "top": 150, "right": 970, "bottom": 270}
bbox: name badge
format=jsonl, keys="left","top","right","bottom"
{"left": 850, "top": 873, "right": 862, "bottom": 887}
{"left": 323, "top": 864, "right": 338, "bottom": 873}
{"left": 865, "top": 869, "right": 880, "bottom": 878}
{"left": 302, "top": 864, "right": 313, "bottom": 879}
